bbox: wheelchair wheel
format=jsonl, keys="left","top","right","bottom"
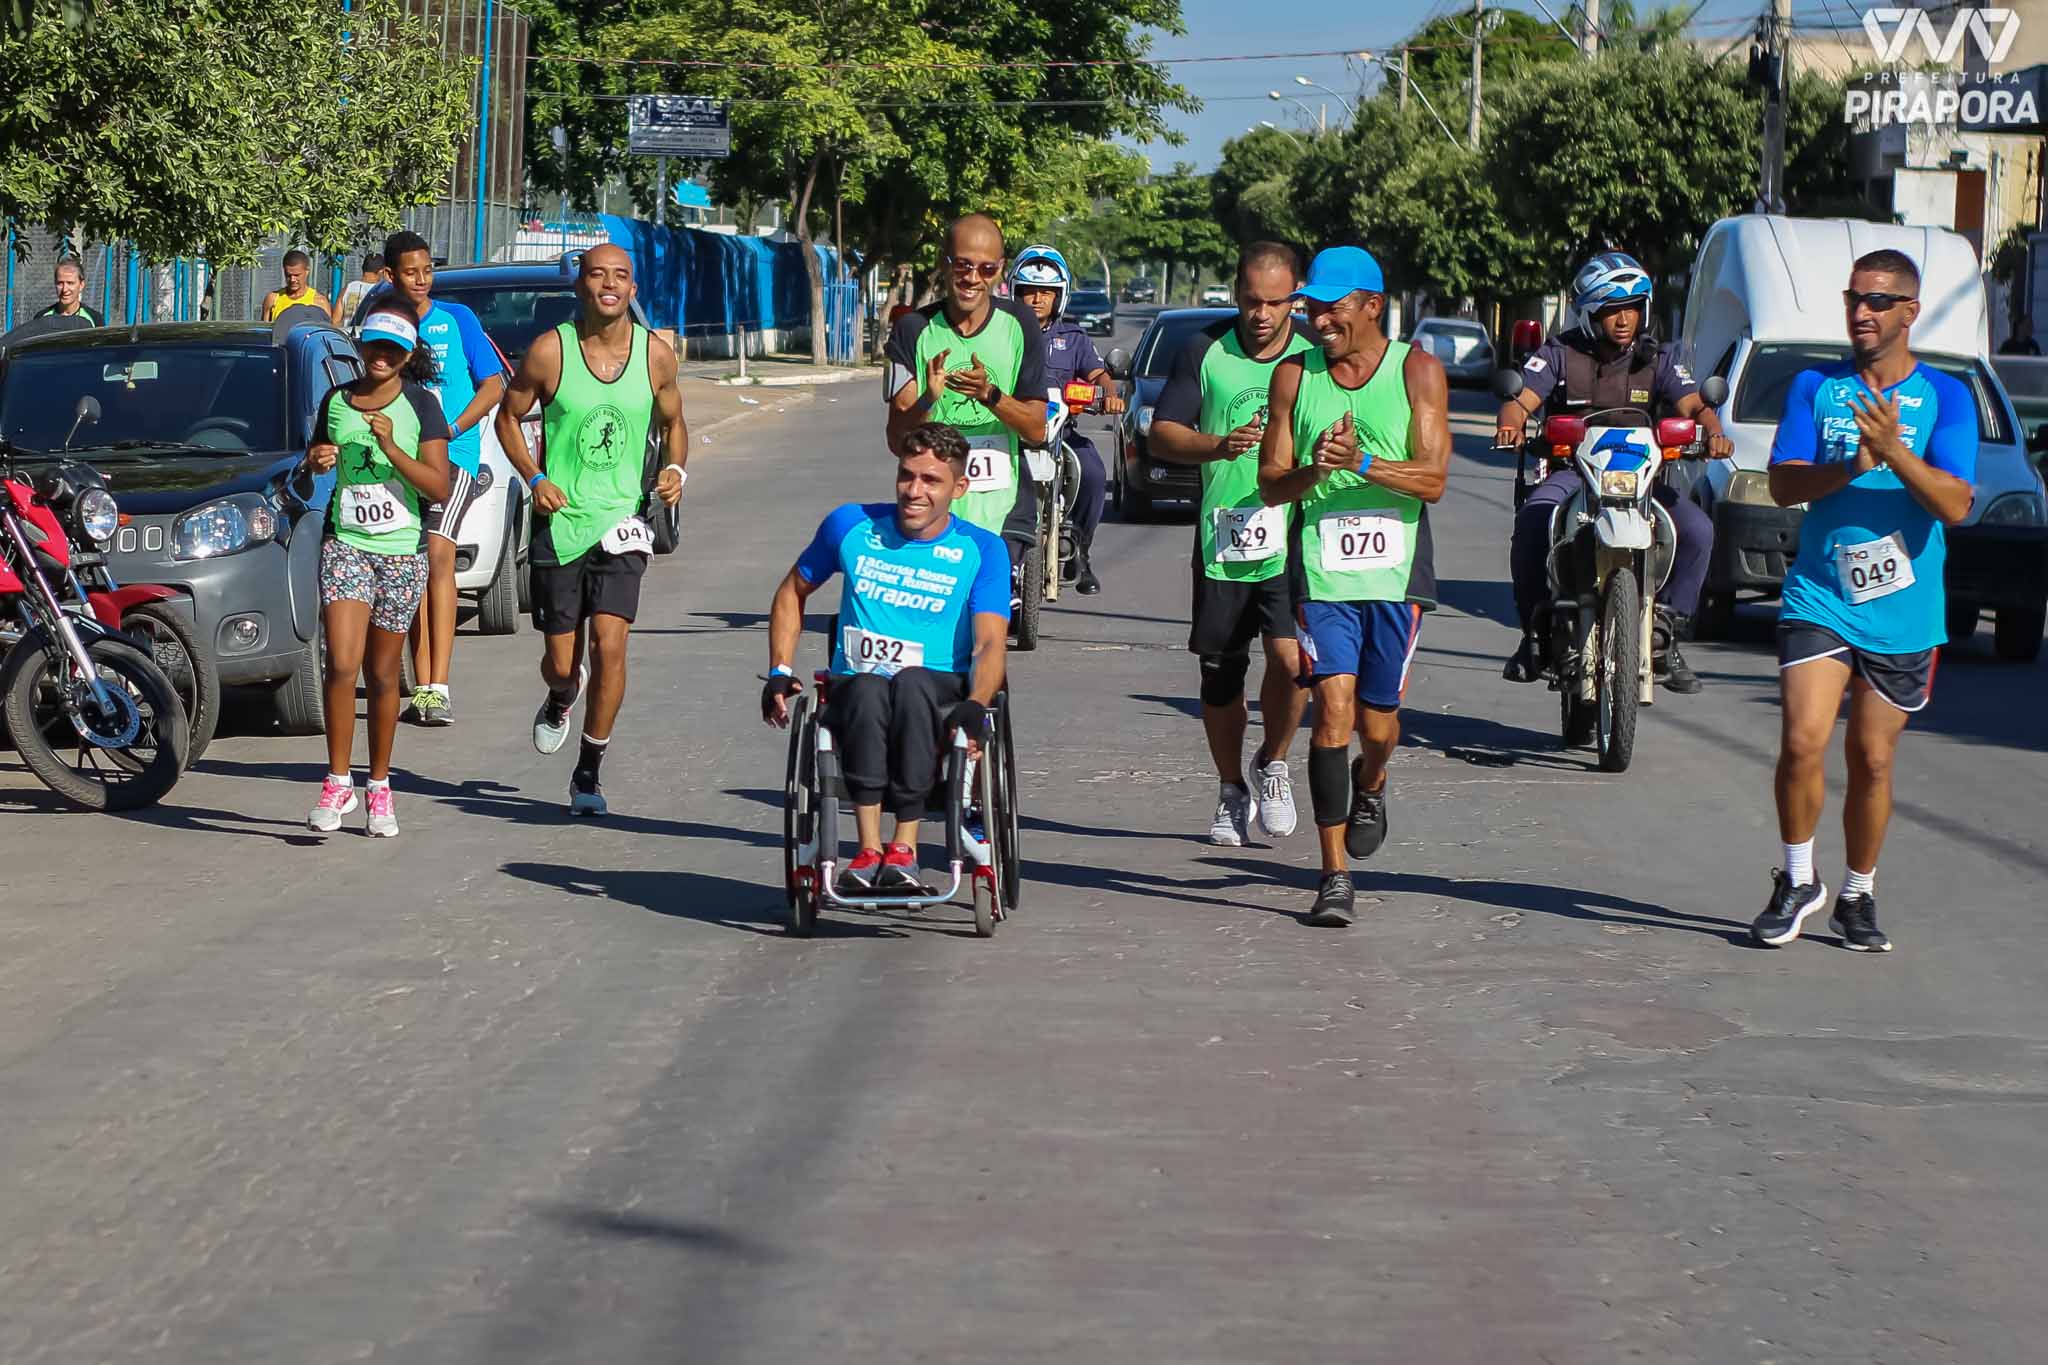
{"left": 994, "top": 693, "right": 1023, "bottom": 913}
{"left": 782, "top": 692, "right": 819, "bottom": 937}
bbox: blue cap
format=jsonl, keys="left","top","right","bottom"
{"left": 1296, "top": 246, "right": 1385, "bottom": 303}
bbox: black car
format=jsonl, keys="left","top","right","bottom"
{"left": 1111, "top": 307, "right": 1235, "bottom": 520}
{"left": 1068, "top": 289, "right": 1116, "bottom": 337}
{"left": 0, "top": 313, "right": 359, "bottom": 732}
{"left": 1121, "top": 279, "right": 1157, "bottom": 304}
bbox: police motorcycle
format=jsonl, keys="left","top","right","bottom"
{"left": 1494, "top": 369, "right": 1729, "bottom": 773}
{"left": 1013, "top": 378, "right": 1104, "bottom": 650}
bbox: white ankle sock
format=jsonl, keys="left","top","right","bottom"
{"left": 328, "top": 772, "right": 352, "bottom": 787}
{"left": 428, "top": 683, "right": 449, "bottom": 700}
{"left": 1783, "top": 839, "right": 1815, "bottom": 886}
{"left": 367, "top": 777, "right": 391, "bottom": 793}
{"left": 1843, "top": 867, "right": 1875, "bottom": 898}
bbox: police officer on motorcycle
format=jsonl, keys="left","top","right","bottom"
{"left": 1008, "top": 245, "right": 1124, "bottom": 595}
{"left": 1495, "top": 252, "right": 1732, "bottom": 694}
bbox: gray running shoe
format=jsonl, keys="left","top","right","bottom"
{"left": 1307, "top": 872, "right": 1356, "bottom": 927}
{"left": 1208, "top": 782, "right": 1252, "bottom": 847}
{"left": 1254, "top": 758, "right": 1297, "bottom": 838}
{"left": 419, "top": 690, "right": 452, "bottom": 727}
{"left": 1346, "top": 770, "right": 1388, "bottom": 860}
{"left": 1751, "top": 870, "right": 1829, "bottom": 947}
{"left": 1829, "top": 892, "right": 1893, "bottom": 952}
{"left": 307, "top": 777, "right": 357, "bottom": 833}
{"left": 365, "top": 784, "right": 399, "bottom": 838}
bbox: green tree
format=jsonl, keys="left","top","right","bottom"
{"left": 1109, "top": 163, "right": 1231, "bottom": 302}
{"left": 1211, "top": 126, "right": 1308, "bottom": 246}
{"left": 1, "top": 0, "right": 471, "bottom": 261}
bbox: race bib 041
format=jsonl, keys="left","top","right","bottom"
{"left": 1318, "top": 510, "right": 1407, "bottom": 573}
{"left": 1834, "top": 533, "right": 1915, "bottom": 605}
{"left": 339, "top": 480, "right": 416, "bottom": 533}
{"left": 1212, "top": 504, "right": 1283, "bottom": 563}
{"left": 842, "top": 626, "right": 925, "bottom": 677}
{"left": 601, "top": 514, "right": 654, "bottom": 557}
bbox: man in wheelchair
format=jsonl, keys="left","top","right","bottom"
{"left": 762, "top": 422, "right": 1011, "bottom": 895}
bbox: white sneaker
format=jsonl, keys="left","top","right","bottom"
{"left": 1208, "top": 782, "right": 1252, "bottom": 847}
{"left": 364, "top": 783, "right": 399, "bottom": 838}
{"left": 307, "top": 776, "right": 357, "bottom": 833}
{"left": 1254, "top": 758, "right": 1297, "bottom": 837}
{"left": 532, "top": 659, "right": 589, "bottom": 755}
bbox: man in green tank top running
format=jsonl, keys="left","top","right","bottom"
{"left": 495, "top": 244, "right": 689, "bottom": 817}
{"left": 1259, "top": 246, "right": 1452, "bottom": 926}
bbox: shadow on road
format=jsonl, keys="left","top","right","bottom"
{"left": 1401, "top": 708, "right": 1593, "bottom": 772}
{"left": 1433, "top": 577, "right": 1520, "bottom": 629}
{"left": 532, "top": 1203, "right": 780, "bottom": 1262}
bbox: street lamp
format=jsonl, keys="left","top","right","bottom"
{"left": 1292, "top": 75, "right": 1356, "bottom": 123}
{"left": 1355, "top": 50, "right": 1461, "bottom": 149}
{"left": 1251, "top": 121, "right": 1308, "bottom": 147}
{"left": 1266, "top": 90, "right": 1325, "bottom": 133}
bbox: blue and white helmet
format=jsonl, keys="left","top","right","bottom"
{"left": 1010, "top": 244, "right": 1072, "bottom": 321}
{"left": 1571, "top": 251, "right": 1652, "bottom": 319}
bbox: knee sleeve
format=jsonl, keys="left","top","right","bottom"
{"left": 1308, "top": 744, "right": 1351, "bottom": 827}
{"left": 1198, "top": 652, "right": 1251, "bottom": 708}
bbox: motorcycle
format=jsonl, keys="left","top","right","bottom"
{"left": 0, "top": 406, "right": 188, "bottom": 810}
{"left": 1494, "top": 371, "right": 1729, "bottom": 774}
{"left": 1013, "top": 380, "right": 1099, "bottom": 651}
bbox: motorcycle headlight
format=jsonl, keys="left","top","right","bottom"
{"left": 75, "top": 488, "right": 120, "bottom": 544}
{"left": 1725, "top": 468, "right": 1776, "bottom": 507}
{"left": 1599, "top": 469, "right": 1641, "bottom": 500}
{"left": 1979, "top": 491, "right": 2046, "bottom": 527}
{"left": 1137, "top": 405, "right": 1155, "bottom": 437}
{"left": 173, "top": 497, "right": 276, "bottom": 560}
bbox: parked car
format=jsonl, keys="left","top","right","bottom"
{"left": 1110, "top": 307, "right": 1235, "bottom": 520}
{"left": 383, "top": 253, "right": 681, "bottom": 561}
{"left": 1121, "top": 279, "right": 1157, "bottom": 304}
{"left": 1199, "top": 283, "right": 1231, "bottom": 307}
{"left": 1682, "top": 215, "right": 2048, "bottom": 659}
{"left": 1408, "top": 317, "right": 1495, "bottom": 387}
{"left": 1068, "top": 289, "right": 1116, "bottom": 337}
{"left": 1990, "top": 353, "right": 2048, "bottom": 460}
{"left": 0, "top": 314, "right": 357, "bottom": 732}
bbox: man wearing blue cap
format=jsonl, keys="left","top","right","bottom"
{"left": 1259, "top": 245, "right": 1451, "bottom": 926}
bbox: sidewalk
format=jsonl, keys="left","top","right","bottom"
{"left": 678, "top": 374, "right": 832, "bottom": 451}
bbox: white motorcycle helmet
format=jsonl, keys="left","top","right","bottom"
{"left": 1009, "top": 245, "right": 1072, "bottom": 323}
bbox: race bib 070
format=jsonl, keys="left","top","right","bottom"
{"left": 1318, "top": 510, "right": 1406, "bottom": 573}
{"left": 1835, "top": 533, "right": 1915, "bottom": 605}
{"left": 842, "top": 626, "right": 925, "bottom": 677}
{"left": 601, "top": 514, "right": 654, "bottom": 557}
{"left": 1212, "top": 504, "right": 1283, "bottom": 563}
{"left": 964, "top": 437, "right": 1013, "bottom": 494}
{"left": 339, "top": 480, "right": 416, "bottom": 533}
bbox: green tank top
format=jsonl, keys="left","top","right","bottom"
{"left": 1291, "top": 340, "right": 1434, "bottom": 606}
{"left": 321, "top": 385, "right": 438, "bottom": 557}
{"left": 1194, "top": 324, "right": 1317, "bottom": 582}
{"left": 905, "top": 306, "right": 1031, "bottom": 533}
{"left": 541, "top": 320, "right": 655, "bottom": 564}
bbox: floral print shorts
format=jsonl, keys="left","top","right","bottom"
{"left": 320, "top": 538, "right": 428, "bottom": 635}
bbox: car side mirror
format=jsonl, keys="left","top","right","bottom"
{"left": 1492, "top": 369, "right": 1525, "bottom": 402}
{"left": 1106, "top": 347, "right": 1131, "bottom": 381}
{"left": 61, "top": 393, "right": 101, "bottom": 449}
{"left": 1698, "top": 376, "right": 1730, "bottom": 408}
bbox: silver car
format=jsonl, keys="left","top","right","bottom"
{"left": 1410, "top": 318, "right": 1495, "bottom": 388}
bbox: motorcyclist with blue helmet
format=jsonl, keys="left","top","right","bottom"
{"left": 1009, "top": 244, "right": 1124, "bottom": 595}
{"left": 1494, "top": 251, "right": 1732, "bottom": 694}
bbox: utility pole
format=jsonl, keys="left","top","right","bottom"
{"left": 1750, "top": 0, "right": 1791, "bottom": 213}
{"left": 1398, "top": 45, "right": 1410, "bottom": 110}
{"left": 1581, "top": 0, "right": 1601, "bottom": 57}
{"left": 1469, "top": 0, "right": 1484, "bottom": 150}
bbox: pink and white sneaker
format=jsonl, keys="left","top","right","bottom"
{"left": 308, "top": 776, "right": 357, "bottom": 833}
{"left": 364, "top": 783, "right": 399, "bottom": 838}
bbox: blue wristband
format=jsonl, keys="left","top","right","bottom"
{"left": 527, "top": 472, "right": 546, "bottom": 490}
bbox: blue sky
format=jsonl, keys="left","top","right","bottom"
{"left": 1131, "top": 0, "right": 1772, "bottom": 172}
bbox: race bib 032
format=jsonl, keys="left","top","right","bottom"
{"left": 842, "top": 626, "right": 925, "bottom": 677}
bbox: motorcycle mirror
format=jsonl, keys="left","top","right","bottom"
{"left": 1698, "top": 375, "right": 1730, "bottom": 408}
{"left": 61, "top": 394, "right": 103, "bottom": 449}
{"left": 1492, "top": 369, "right": 1525, "bottom": 402}
{"left": 1105, "top": 347, "right": 1131, "bottom": 381}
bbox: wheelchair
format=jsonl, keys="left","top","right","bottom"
{"left": 781, "top": 673, "right": 1023, "bottom": 938}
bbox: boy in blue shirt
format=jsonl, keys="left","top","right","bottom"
{"left": 763, "top": 423, "right": 1011, "bottom": 894}
{"left": 1752, "top": 249, "right": 1978, "bottom": 953}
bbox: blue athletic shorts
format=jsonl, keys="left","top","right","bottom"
{"left": 1296, "top": 600, "right": 1423, "bottom": 708}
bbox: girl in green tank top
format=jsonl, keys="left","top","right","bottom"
{"left": 539, "top": 319, "right": 656, "bottom": 565}
{"left": 299, "top": 305, "right": 453, "bottom": 838}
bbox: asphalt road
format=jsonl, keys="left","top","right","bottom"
{"left": 4, "top": 361, "right": 2047, "bottom": 1363}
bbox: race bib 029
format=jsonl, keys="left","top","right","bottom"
{"left": 601, "top": 514, "right": 654, "bottom": 557}
{"left": 339, "top": 480, "right": 416, "bottom": 533}
{"left": 842, "top": 626, "right": 925, "bottom": 677}
{"left": 1212, "top": 504, "right": 1283, "bottom": 563}
{"left": 1834, "top": 532, "right": 1915, "bottom": 606}
{"left": 1318, "top": 510, "right": 1407, "bottom": 573}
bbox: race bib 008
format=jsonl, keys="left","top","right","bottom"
{"left": 842, "top": 626, "right": 924, "bottom": 676}
{"left": 1318, "top": 510, "right": 1406, "bottom": 573}
{"left": 1212, "top": 504, "right": 1283, "bottom": 563}
{"left": 601, "top": 514, "right": 654, "bottom": 557}
{"left": 339, "top": 480, "right": 416, "bottom": 533}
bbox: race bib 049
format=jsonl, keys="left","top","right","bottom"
{"left": 1835, "top": 533, "right": 1915, "bottom": 605}
{"left": 601, "top": 514, "right": 654, "bottom": 557}
{"left": 965, "top": 437, "right": 1013, "bottom": 494}
{"left": 339, "top": 480, "right": 416, "bottom": 533}
{"left": 842, "top": 626, "right": 924, "bottom": 677}
{"left": 1318, "top": 510, "right": 1406, "bottom": 573}
{"left": 1212, "top": 504, "right": 1283, "bottom": 563}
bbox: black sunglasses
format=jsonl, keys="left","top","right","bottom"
{"left": 945, "top": 255, "right": 1003, "bottom": 280}
{"left": 1844, "top": 289, "right": 1917, "bottom": 313}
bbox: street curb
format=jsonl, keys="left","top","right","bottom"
{"left": 690, "top": 368, "right": 874, "bottom": 388}
{"left": 690, "top": 386, "right": 816, "bottom": 443}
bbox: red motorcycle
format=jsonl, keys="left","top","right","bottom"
{"left": 0, "top": 425, "right": 187, "bottom": 810}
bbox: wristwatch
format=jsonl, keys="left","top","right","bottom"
{"left": 983, "top": 381, "right": 1005, "bottom": 406}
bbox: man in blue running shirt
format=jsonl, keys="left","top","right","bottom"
{"left": 1751, "top": 249, "right": 1978, "bottom": 954}
{"left": 382, "top": 230, "right": 509, "bottom": 727}
{"left": 763, "top": 423, "right": 1011, "bottom": 895}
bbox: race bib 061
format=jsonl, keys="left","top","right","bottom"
{"left": 1213, "top": 504, "right": 1283, "bottom": 563}
{"left": 1318, "top": 510, "right": 1406, "bottom": 573}
{"left": 965, "top": 437, "right": 1013, "bottom": 494}
{"left": 340, "top": 480, "right": 415, "bottom": 533}
{"left": 601, "top": 514, "right": 654, "bottom": 557}
{"left": 1834, "top": 533, "right": 1914, "bottom": 605}
{"left": 842, "top": 626, "right": 925, "bottom": 677}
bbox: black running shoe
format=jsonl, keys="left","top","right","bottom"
{"left": 1502, "top": 633, "right": 1544, "bottom": 683}
{"left": 1345, "top": 769, "right": 1388, "bottom": 860}
{"left": 1751, "top": 870, "right": 1829, "bottom": 947}
{"left": 1306, "top": 872, "right": 1356, "bottom": 927}
{"left": 1829, "top": 893, "right": 1893, "bottom": 952}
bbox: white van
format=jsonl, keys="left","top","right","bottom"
{"left": 1679, "top": 215, "right": 2048, "bottom": 659}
